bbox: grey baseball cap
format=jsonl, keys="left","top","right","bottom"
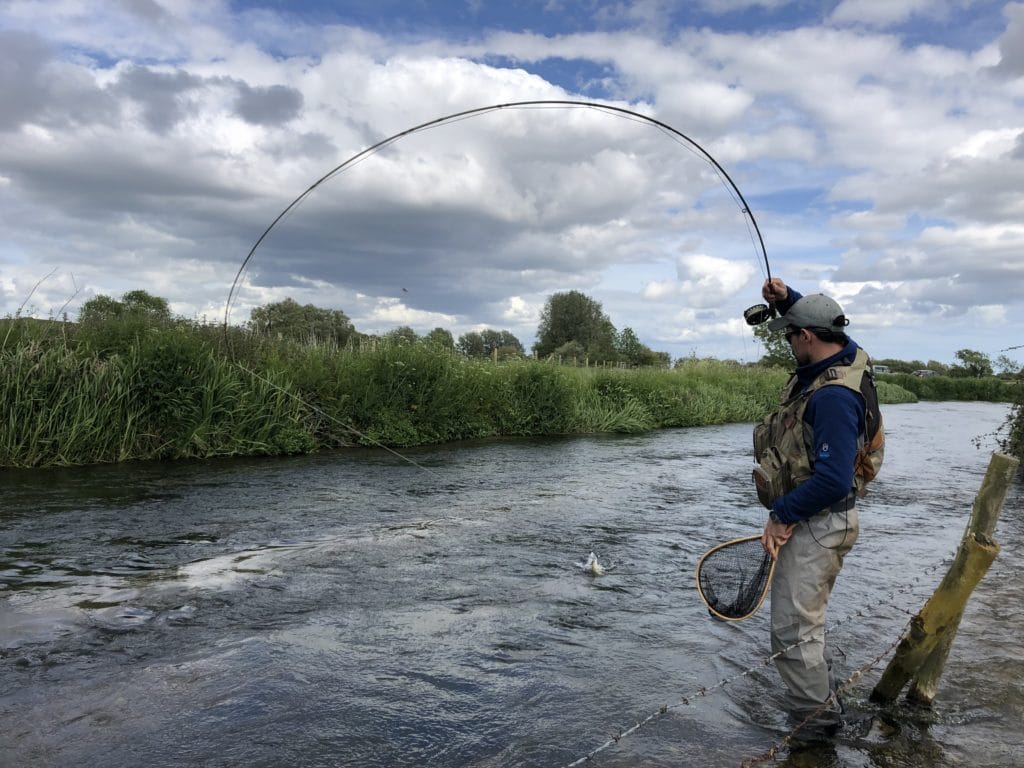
{"left": 766, "top": 294, "right": 849, "bottom": 333}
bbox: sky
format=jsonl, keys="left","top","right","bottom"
{"left": 1, "top": 0, "right": 1023, "bottom": 367}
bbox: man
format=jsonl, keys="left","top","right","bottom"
{"left": 752, "top": 277, "right": 883, "bottom": 740}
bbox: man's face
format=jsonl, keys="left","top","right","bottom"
{"left": 786, "top": 327, "right": 812, "bottom": 367}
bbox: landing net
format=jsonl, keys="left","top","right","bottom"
{"left": 696, "top": 534, "right": 774, "bottom": 621}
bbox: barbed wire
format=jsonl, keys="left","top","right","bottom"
{"left": 739, "top": 618, "right": 912, "bottom": 767}
{"left": 562, "top": 549, "right": 956, "bottom": 767}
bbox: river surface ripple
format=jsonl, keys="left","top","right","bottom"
{"left": 1, "top": 401, "right": 1021, "bottom": 768}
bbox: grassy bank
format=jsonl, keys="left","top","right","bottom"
{"left": 880, "top": 372, "right": 1018, "bottom": 402}
{"left": 0, "top": 316, "right": 976, "bottom": 469}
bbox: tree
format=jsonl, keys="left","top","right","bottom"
{"left": 615, "top": 327, "right": 645, "bottom": 364}
{"left": 649, "top": 350, "right": 672, "bottom": 368}
{"left": 753, "top": 322, "right": 792, "bottom": 368}
{"left": 994, "top": 354, "right": 1020, "bottom": 376}
{"left": 79, "top": 290, "right": 171, "bottom": 324}
{"left": 385, "top": 325, "right": 419, "bottom": 345}
{"left": 1002, "top": 346, "right": 1024, "bottom": 462}
{"left": 424, "top": 327, "right": 454, "bottom": 350}
{"left": 589, "top": 318, "right": 619, "bottom": 363}
{"left": 457, "top": 331, "right": 486, "bottom": 358}
{"left": 121, "top": 290, "right": 170, "bottom": 321}
{"left": 480, "top": 329, "right": 524, "bottom": 359}
{"left": 614, "top": 326, "right": 670, "bottom": 367}
{"left": 951, "top": 349, "right": 992, "bottom": 378}
{"left": 250, "top": 298, "right": 354, "bottom": 345}
{"left": 553, "top": 340, "right": 586, "bottom": 360}
{"left": 457, "top": 329, "right": 524, "bottom": 359}
{"left": 78, "top": 294, "right": 124, "bottom": 324}
{"left": 534, "top": 290, "right": 617, "bottom": 362}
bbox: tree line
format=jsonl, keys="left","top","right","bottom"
{"left": 871, "top": 349, "right": 1020, "bottom": 379}
{"left": 78, "top": 289, "right": 1018, "bottom": 377}
{"left": 752, "top": 321, "right": 1018, "bottom": 379}
{"left": 6, "top": 289, "right": 1019, "bottom": 467}
{"left": 78, "top": 288, "right": 671, "bottom": 368}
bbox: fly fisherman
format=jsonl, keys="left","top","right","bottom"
{"left": 752, "top": 277, "right": 884, "bottom": 742}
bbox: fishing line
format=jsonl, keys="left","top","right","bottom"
{"left": 562, "top": 547, "right": 958, "bottom": 767}
{"left": 220, "top": 99, "right": 774, "bottom": 468}
{"left": 640, "top": 121, "right": 768, "bottom": 283}
{"left": 234, "top": 361, "right": 445, "bottom": 478}
{"left": 223, "top": 99, "right": 772, "bottom": 332}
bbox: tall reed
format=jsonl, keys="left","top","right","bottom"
{"left": 0, "top": 317, "right": 931, "bottom": 468}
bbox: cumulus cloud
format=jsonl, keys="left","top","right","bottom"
{"left": 642, "top": 253, "right": 755, "bottom": 307}
{"left": 1014, "top": 131, "right": 1024, "bottom": 159}
{"left": 364, "top": 297, "right": 457, "bottom": 331}
{"left": 0, "top": 1, "right": 1022, "bottom": 364}
{"left": 994, "top": 2, "right": 1024, "bottom": 75}
{"left": 501, "top": 295, "right": 539, "bottom": 325}
{"left": 829, "top": 0, "right": 933, "bottom": 27}
{"left": 0, "top": 29, "right": 119, "bottom": 131}
{"left": 114, "top": 66, "right": 208, "bottom": 133}
{"left": 234, "top": 82, "right": 304, "bottom": 125}
{"left": 0, "top": 30, "right": 58, "bottom": 130}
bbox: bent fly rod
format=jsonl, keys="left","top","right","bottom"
{"left": 223, "top": 99, "right": 773, "bottom": 330}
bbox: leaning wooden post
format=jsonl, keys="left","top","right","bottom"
{"left": 870, "top": 451, "right": 1019, "bottom": 706}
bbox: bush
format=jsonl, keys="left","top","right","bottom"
{"left": 1000, "top": 373, "right": 1024, "bottom": 465}
{"left": 876, "top": 380, "right": 917, "bottom": 405}
{"left": 885, "top": 373, "right": 1016, "bottom": 402}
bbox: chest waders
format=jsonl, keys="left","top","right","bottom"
{"left": 752, "top": 347, "right": 885, "bottom": 733}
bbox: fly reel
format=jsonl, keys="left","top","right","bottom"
{"left": 743, "top": 303, "right": 776, "bottom": 326}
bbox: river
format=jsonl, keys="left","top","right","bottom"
{"left": 1, "top": 401, "right": 1020, "bottom": 768}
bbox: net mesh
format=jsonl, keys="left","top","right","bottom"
{"left": 696, "top": 535, "right": 774, "bottom": 621}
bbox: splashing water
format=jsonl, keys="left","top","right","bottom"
{"left": 577, "top": 551, "right": 606, "bottom": 576}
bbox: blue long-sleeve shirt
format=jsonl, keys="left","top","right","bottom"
{"left": 770, "top": 290, "right": 865, "bottom": 524}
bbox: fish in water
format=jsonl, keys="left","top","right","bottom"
{"left": 578, "top": 551, "right": 605, "bottom": 576}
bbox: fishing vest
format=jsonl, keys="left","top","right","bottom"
{"left": 752, "top": 347, "right": 884, "bottom": 510}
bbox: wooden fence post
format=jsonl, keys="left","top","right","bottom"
{"left": 870, "top": 452, "right": 1019, "bottom": 705}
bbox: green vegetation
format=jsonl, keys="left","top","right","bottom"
{"left": 876, "top": 359, "right": 1022, "bottom": 466}
{"left": 875, "top": 379, "right": 919, "bottom": 405}
{"left": 752, "top": 321, "right": 793, "bottom": 369}
{"left": 2, "top": 324, "right": 314, "bottom": 467}
{"left": 533, "top": 290, "right": 669, "bottom": 366}
{"left": 0, "top": 315, "right": 793, "bottom": 467}
{"left": 996, "top": 347, "right": 1024, "bottom": 465}
{"left": 457, "top": 329, "right": 524, "bottom": 360}
{"left": 78, "top": 289, "right": 171, "bottom": 325}
{"left": 249, "top": 297, "right": 355, "bottom": 346}
{"left": 1004, "top": 396, "right": 1024, "bottom": 465}
{"left": 880, "top": 372, "right": 1017, "bottom": 402}
{"left": 4, "top": 288, "right": 1018, "bottom": 469}
{"left": 872, "top": 348, "right": 1020, "bottom": 380}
